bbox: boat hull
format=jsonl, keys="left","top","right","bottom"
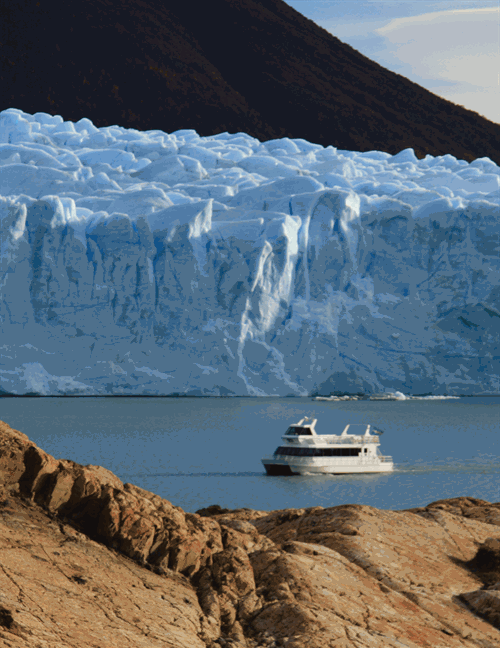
{"left": 262, "top": 458, "right": 393, "bottom": 475}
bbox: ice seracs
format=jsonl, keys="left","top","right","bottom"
{"left": 261, "top": 417, "right": 394, "bottom": 475}
{"left": 0, "top": 108, "right": 499, "bottom": 396}
{"left": 313, "top": 392, "right": 462, "bottom": 401}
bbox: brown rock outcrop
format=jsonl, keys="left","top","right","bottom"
{"left": 1, "top": 421, "right": 224, "bottom": 579}
{"left": 1, "top": 418, "right": 500, "bottom": 647}
{"left": 459, "top": 537, "right": 500, "bottom": 630}
{"left": 0, "top": 494, "right": 207, "bottom": 648}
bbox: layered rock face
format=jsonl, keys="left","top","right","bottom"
{"left": 1, "top": 418, "right": 500, "bottom": 647}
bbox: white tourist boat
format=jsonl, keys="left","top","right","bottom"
{"left": 261, "top": 417, "right": 394, "bottom": 475}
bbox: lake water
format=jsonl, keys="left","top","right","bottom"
{"left": 0, "top": 396, "right": 499, "bottom": 514}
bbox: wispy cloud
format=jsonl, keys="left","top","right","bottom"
{"left": 287, "top": 2, "right": 500, "bottom": 124}
{"left": 372, "top": 7, "right": 500, "bottom": 123}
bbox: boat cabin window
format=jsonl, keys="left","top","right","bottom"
{"left": 285, "top": 426, "right": 312, "bottom": 436}
{"left": 274, "top": 446, "right": 361, "bottom": 457}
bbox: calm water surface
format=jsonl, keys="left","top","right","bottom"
{"left": 1, "top": 397, "right": 499, "bottom": 513}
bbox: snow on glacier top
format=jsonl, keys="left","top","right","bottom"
{"left": 0, "top": 107, "right": 499, "bottom": 396}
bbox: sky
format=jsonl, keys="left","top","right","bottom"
{"left": 284, "top": 1, "right": 500, "bottom": 124}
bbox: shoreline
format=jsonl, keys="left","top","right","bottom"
{"left": 1, "top": 393, "right": 500, "bottom": 399}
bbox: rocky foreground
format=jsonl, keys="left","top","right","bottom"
{"left": 0, "top": 420, "right": 499, "bottom": 647}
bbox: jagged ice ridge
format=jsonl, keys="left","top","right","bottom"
{"left": 0, "top": 108, "right": 499, "bottom": 396}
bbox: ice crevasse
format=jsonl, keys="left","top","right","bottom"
{"left": 0, "top": 108, "right": 499, "bottom": 396}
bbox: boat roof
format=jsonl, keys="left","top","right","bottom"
{"left": 284, "top": 418, "right": 382, "bottom": 437}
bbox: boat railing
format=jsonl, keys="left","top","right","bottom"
{"left": 379, "top": 456, "right": 393, "bottom": 462}
{"left": 283, "top": 436, "right": 379, "bottom": 445}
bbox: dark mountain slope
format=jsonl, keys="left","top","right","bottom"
{"left": 1, "top": 0, "right": 499, "bottom": 164}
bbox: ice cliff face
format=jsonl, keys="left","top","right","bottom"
{"left": 1, "top": 108, "right": 499, "bottom": 396}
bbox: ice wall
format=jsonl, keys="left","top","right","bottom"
{"left": 1, "top": 108, "right": 499, "bottom": 396}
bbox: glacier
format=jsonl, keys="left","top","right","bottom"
{"left": 0, "top": 107, "right": 499, "bottom": 396}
